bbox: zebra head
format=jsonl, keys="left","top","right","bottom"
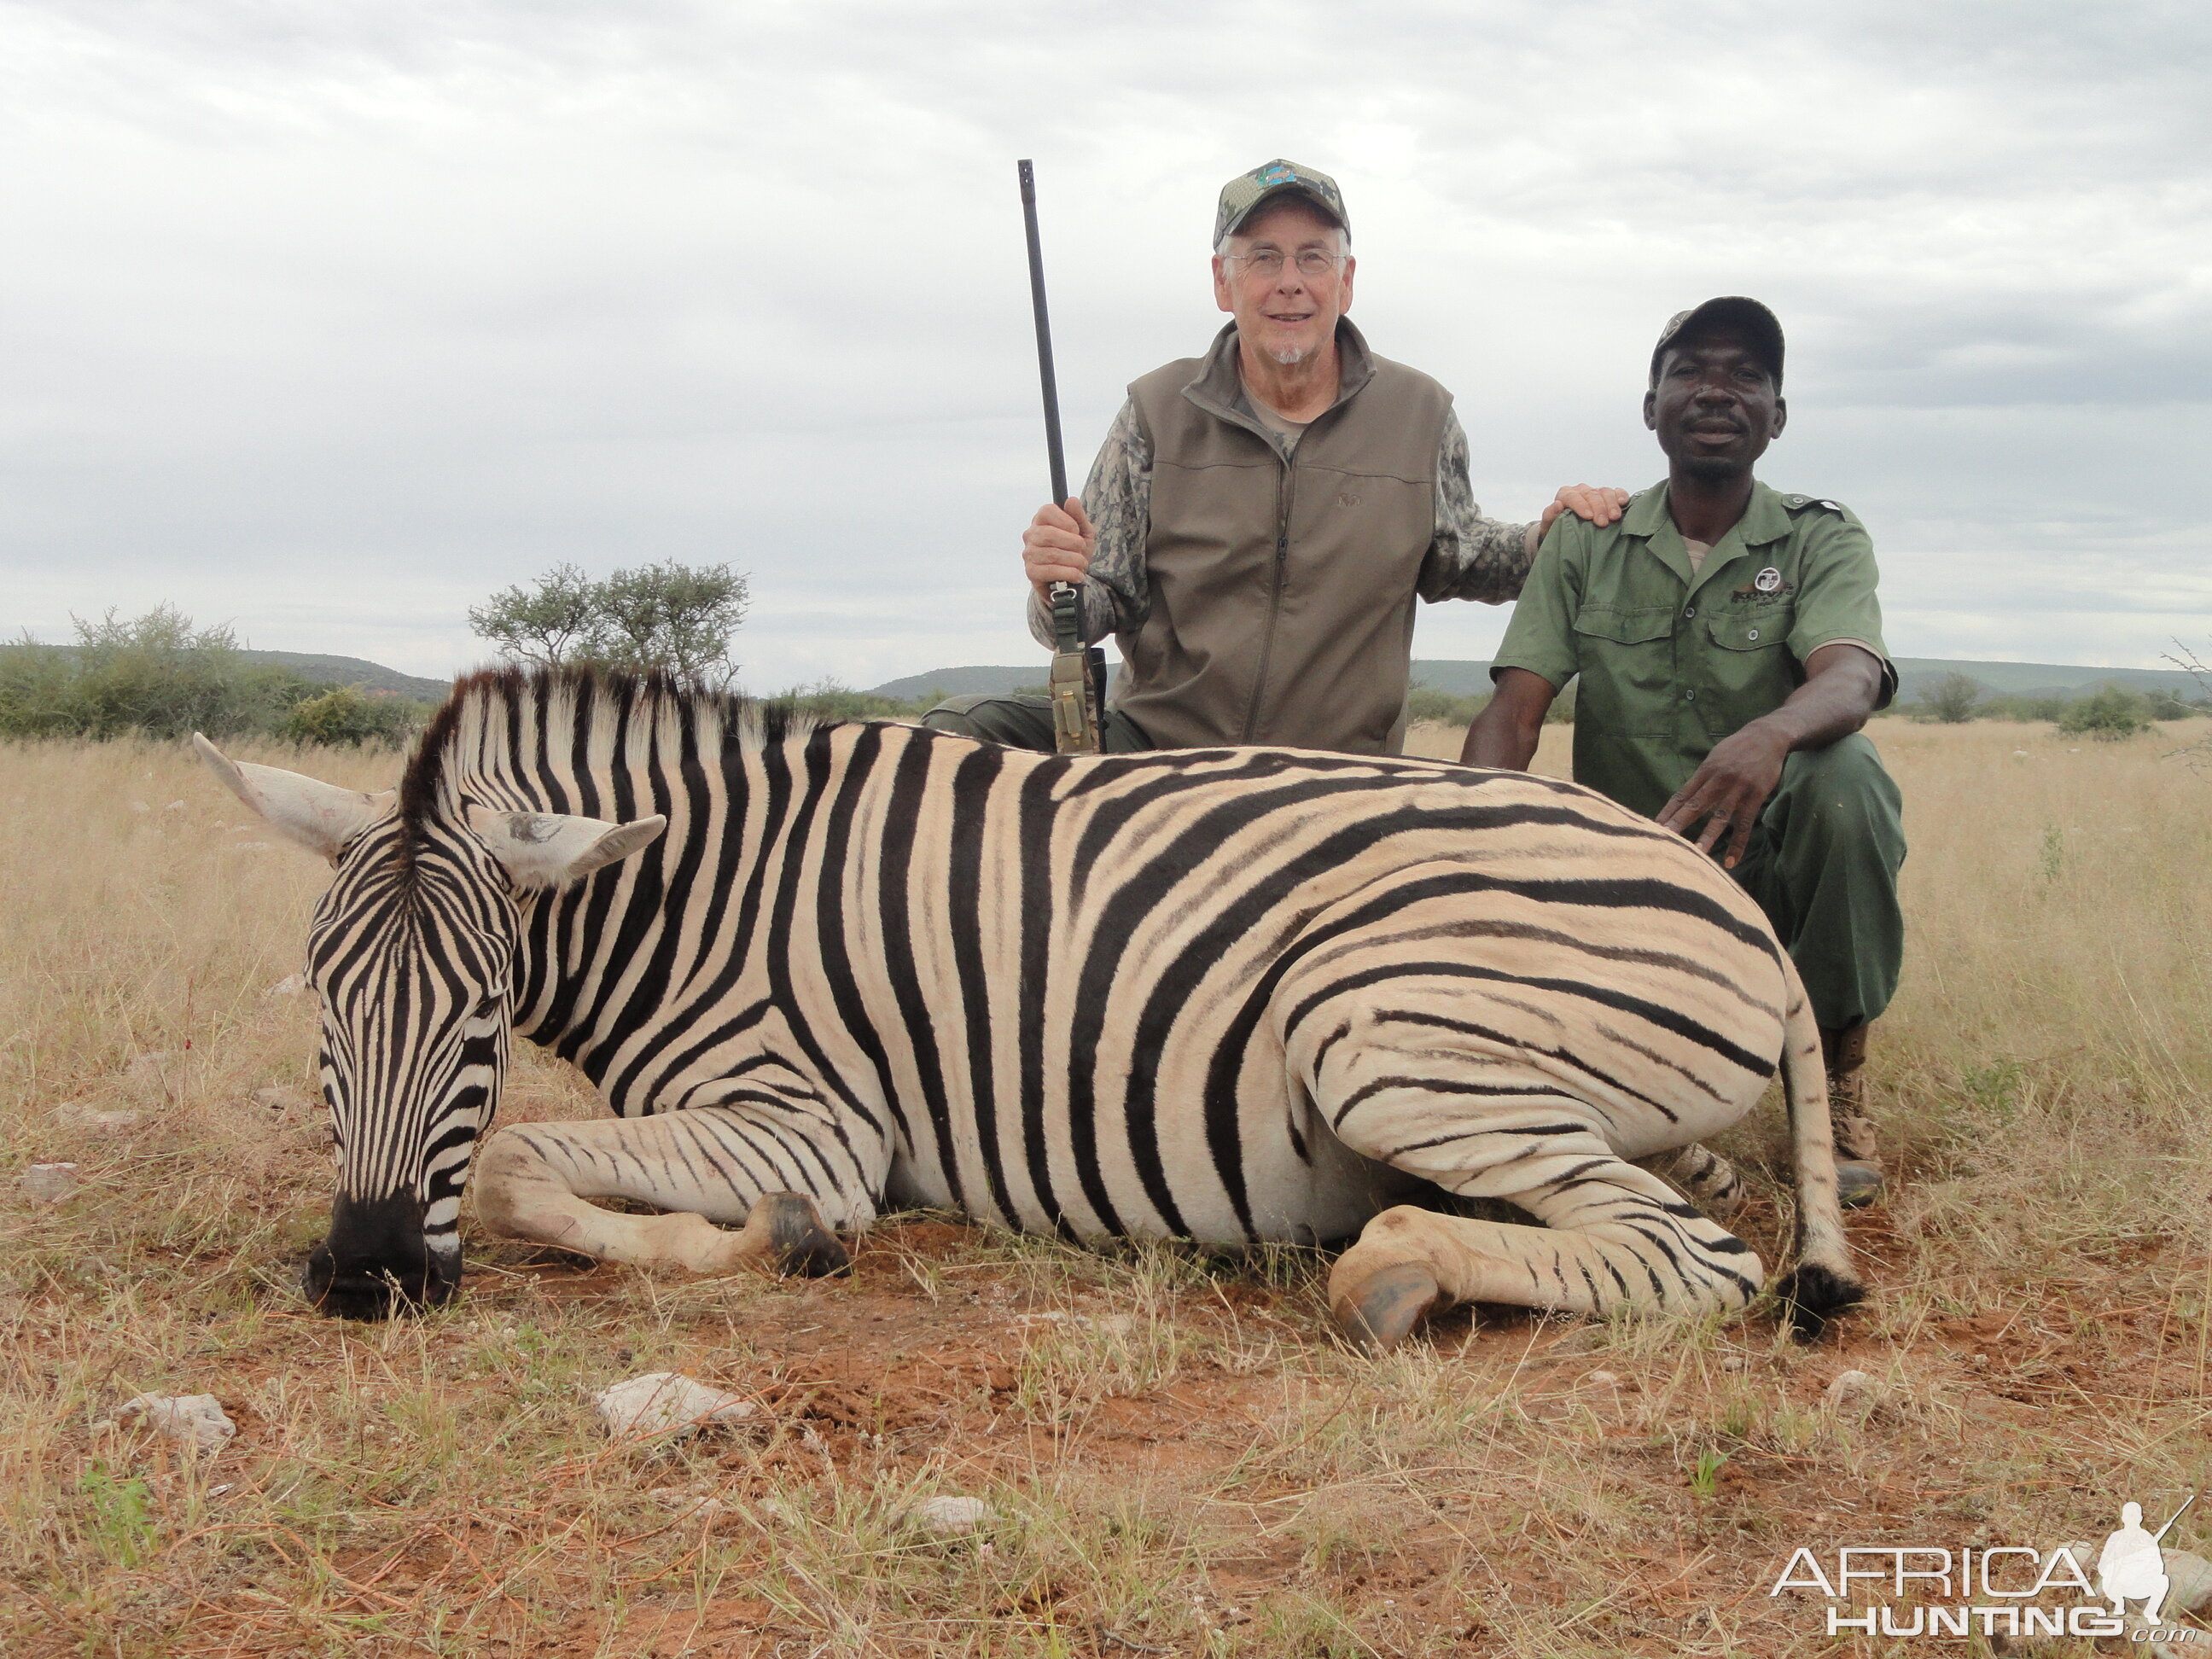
{"left": 195, "top": 734, "right": 664, "bottom": 1318}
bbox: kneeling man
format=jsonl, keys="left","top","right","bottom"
{"left": 1463, "top": 297, "right": 1904, "bottom": 1205}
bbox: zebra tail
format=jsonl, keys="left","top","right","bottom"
{"left": 1773, "top": 967, "right": 1866, "bottom": 1341}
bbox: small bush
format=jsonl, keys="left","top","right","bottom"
{"left": 2057, "top": 684, "right": 2151, "bottom": 742}
{"left": 1912, "top": 671, "right": 1983, "bottom": 724}
{"left": 281, "top": 686, "right": 428, "bottom": 747}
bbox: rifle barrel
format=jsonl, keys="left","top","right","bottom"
{"left": 1017, "top": 160, "right": 1070, "bottom": 507}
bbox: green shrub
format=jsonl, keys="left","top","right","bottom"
{"left": 1911, "top": 671, "right": 1983, "bottom": 724}
{"left": 2057, "top": 684, "right": 2151, "bottom": 741}
{"left": 281, "top": 686, "right": 428, "bottom": 747}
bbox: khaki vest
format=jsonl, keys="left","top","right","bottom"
{"left": 1114, "top": 320, "right": 1450, "bottom": 754}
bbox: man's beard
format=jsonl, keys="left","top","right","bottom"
{"left": 1266, "top": 343, "right": 1312, "bottom": 366}
{"left": 1678, "top": 451, "right": 1749, "bottom": 482}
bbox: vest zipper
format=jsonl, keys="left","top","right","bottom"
{"left": 1241, "top": 448, "right": 1295, "bottom": 743}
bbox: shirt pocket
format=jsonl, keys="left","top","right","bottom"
{"left": 1571, "top": 605, "right": 1678, "bottom": 736}
{"left": 1704, "top": 607, "right": 1800, "bottom": 709}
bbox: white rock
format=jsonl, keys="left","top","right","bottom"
{"left": 908, "top": 1494, "right": 998, "bottom": 1535}
{"left": 21, "top": 1162, "right": 80, "bottom": 1202}
{"left": 118, "top": 1392, "right": 236, "bottom": 1454}
{"left": 1822, "top": 1370, "right": 1883, "bottom": 1412}
{"left": 164, "top": 800, "right": 188, "bottom": 813}
{"left": 1584, "top": 1370, "right": 1621, "bottom": 1387}
{"left": 265, "top": 974, "right": 308, "bottom": 998}
{"left": 129, "top": 800, "right": 150, "bottom": 814}
{"left": 592, "top": 1372, "right": 759, "bottom": 1439}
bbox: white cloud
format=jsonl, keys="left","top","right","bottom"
{"left": 1, "top": 0, "right": 2206, "bottom": 686}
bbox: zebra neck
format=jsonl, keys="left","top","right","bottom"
{"left": 505, "top": 721, "right": 898, "bottom": 1103}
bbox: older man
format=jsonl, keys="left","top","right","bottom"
{"left": 923, "top": 159, "right": 1624, "bottom": 755}
{"left": 1462, "top": 297, "right": 1906, "bottom": 1205}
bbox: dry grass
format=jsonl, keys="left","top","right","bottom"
{"left": 4, "top": 723, "right": 2209, "bottom": 1656}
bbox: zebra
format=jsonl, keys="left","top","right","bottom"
{"left": 194, "top": 665, "right": 1863, "bottom": 1345}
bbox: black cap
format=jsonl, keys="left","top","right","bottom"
{"left": 1650, "top": 297, "right": 1785, "bottom": 389}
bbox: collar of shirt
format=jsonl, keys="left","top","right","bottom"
{"left": 1619, "top": 480, "right": 1796, "bottom": 599}
{"left": 1180, "top": 317, "right": 1377, "bottom": 441}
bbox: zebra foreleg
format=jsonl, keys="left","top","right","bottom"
{"left": 471, "top": 1109, "right": 868, "bottom": 1278}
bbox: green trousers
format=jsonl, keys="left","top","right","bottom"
{"left": 1724, "top": 732, "right": 1906, "bottom": 1031}
{"left": 919, "top": 692, "right": 1157, "bottom": 754}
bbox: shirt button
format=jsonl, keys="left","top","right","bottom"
{"left": 1684, "top": 605, "right": 1696, "bottom": 619}
{"left": 1748, "top": 627, "right": 1760, "bottom": 641}
{"left": 1685, "top": 689, "right": 1697, "bottom": 701}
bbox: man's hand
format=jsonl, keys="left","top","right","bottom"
{"left": 1023, "top": 498, "right": 1095, "bottom": 597}
{"left": 1656, "top": 721, "right": 1791, "bottom": 869}
{"left": 1540, "top": 484, "right": 1631, "bottom": 538}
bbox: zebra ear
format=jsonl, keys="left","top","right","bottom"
{"left": 193, "top": 732, "right": 394, "bottom": 864}
{"left": 465, "top": 805, "right": 667, "bottom": 890}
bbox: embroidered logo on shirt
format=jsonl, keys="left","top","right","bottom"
{"left": 1754, "top": 567, "right": 1784, "bottom": 594}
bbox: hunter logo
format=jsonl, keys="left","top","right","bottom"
{"left": 1338, "top": 492, "right": 1361, "bottom": 508}
{"left": 1754, "top": 567, "right": 1784, "bottom": 594}
{"left": 1767, "top": 1496, "right": 2203, "bottom": 1644}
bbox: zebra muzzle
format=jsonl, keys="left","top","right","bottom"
{"left": 305, "top": 1191, "right": 459, "bottom": 1319}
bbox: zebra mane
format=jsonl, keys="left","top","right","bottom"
{"left": 398, "top": 665, "right": 828, "bottom": 852}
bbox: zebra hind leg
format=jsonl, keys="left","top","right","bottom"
{"left": 472, "top": 1109, "right": 864, "bottom": 1279}
{"left": 1315, "top": 1061, "right": 1766, "bottom": 1352}
{"left": 1636, "top": 1144, "right": 1749, "bottom": 1219}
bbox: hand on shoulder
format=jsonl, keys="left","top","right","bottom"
{"left": 1540, "top": 485, "right": 1631, "bottom": 538}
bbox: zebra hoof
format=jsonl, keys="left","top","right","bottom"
{"left": 1331, "top": 1262, "right": 1445, "bottom": 1354}
{"left": 750, "top": 1192, "right": 851, "bottom": 1278}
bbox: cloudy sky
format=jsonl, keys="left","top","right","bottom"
{"left": 3, "top": 0, "right": 2207, "bottom": 690}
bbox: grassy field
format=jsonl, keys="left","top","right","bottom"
{"left": 4, "top": 719, "right": 2209, "bottom": 1656}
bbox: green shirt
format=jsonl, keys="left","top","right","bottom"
{"left": 1492, "top": 479, "right": 1895, "bottom": 820}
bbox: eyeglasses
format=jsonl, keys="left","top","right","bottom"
{"left": 1224, "top": 248, "right": 1346, "bottom": 279}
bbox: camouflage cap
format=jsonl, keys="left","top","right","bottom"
{"left": 1214, "top": 159, "right": 1348, "bottom": 247}
{"left": 1650, "top": 296, "right": 1785, "bottom": 389}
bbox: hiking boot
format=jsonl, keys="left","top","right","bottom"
{"left": 1819, "top": 1022, "right": 1885, "bottom": 1208}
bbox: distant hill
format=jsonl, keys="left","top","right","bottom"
{"left": 864, "top": 666, "right": 1061, "bottom": 701}
{"left": 867, "top": 657, "right": 2208, "bottom": 705}
{"left": 235, "top": 650, "right": 452, "bottom": 701}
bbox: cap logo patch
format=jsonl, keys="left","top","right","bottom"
{"left": 1261, "top": 164, "right": 1296, "bottom": 184}
{"left": 1754, "top": 567, "right": 1784, "bottom": 594}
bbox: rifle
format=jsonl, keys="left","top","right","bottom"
{"left": 1017, "top": 159, "right": 1106, "bottom": 754}
{"left": 2152, "top": 1494, "right": 2197, "bottom": 1543}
